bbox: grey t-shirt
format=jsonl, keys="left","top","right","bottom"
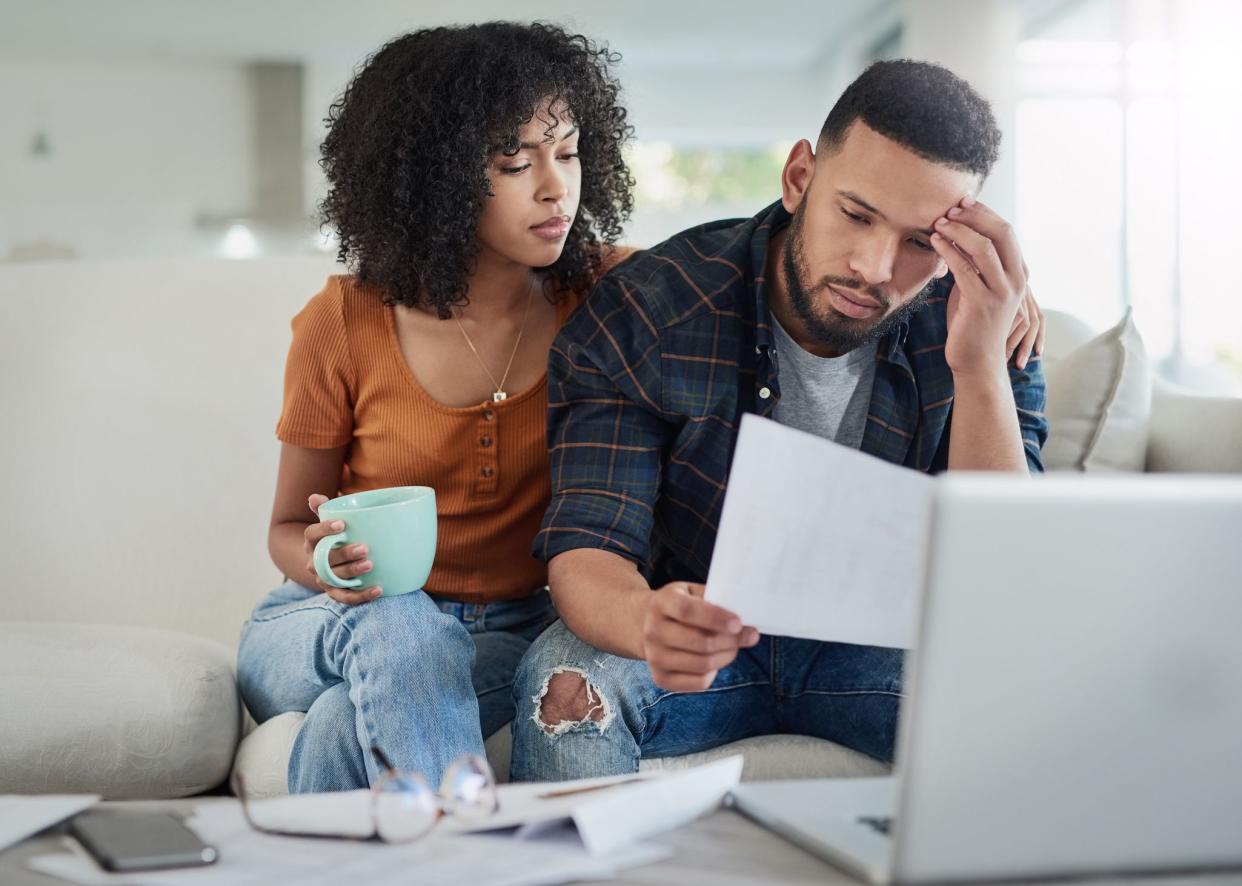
{"left": 770, "top": 315, "right": 876, "bottom": 449}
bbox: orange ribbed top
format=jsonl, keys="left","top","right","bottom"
{"left": 276, "top": 275, "right": 581, "bottom": 603}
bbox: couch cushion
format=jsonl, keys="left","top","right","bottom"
{"left": 0, "top": 623, "right": 241, "bottom": 799}
{"left": 1043, "top": 309, "right": 1152, "bottom": 471}
{"left": 232, "top": 713, "right": 888, "bottom": 798}
{"left": 1147, "top": 380, "right": 1242, "bottom": 473}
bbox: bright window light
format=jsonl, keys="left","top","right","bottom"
{"left": 220, "top": 223, "right": 259, "bottom": 260}
{"left": 1015, "top": 0, "right": 1242, "bottom": 394}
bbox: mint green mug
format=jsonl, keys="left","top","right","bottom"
{"left": 312, "top": 486, "right": 437, "bottom": 597}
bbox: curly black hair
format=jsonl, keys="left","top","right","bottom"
{"left": 320, "top": 21, "right": 634, "bottom": 317}
{"left": 818, "top": 59, "right": 1000, "bottom": 179}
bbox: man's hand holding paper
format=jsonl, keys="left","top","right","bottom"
{"left": 641, "top": 581, "right": 760, "bottom": 692}
{"left": 706, "top": 414, "right": 933, "bottom": 650}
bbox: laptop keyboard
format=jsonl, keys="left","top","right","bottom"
{"left": 857, "top": 815, "right": 893, "bottom": 836}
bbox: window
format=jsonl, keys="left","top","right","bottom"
{"left": 1014, "top": 0, "right": 1242, "bottom": 393}
{"left": 625, "top": 142, "right": 791, "bottom": 247}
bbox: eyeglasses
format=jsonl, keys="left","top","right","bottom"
{"left": 232, "top": 746, "right": 499, "bottom": 843}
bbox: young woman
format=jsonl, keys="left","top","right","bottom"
{"left": 236, "top": 21, "right": 634, "bottom": 793}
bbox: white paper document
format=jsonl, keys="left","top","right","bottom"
{"left": 27, "top": 758, "right": 742, "bottom": 886}
{"left": 707, "top": 414, "right": 933, "bottom": 649}
{"left": 0, "top": 793, "right": 98, "bottom": 852}
{"left": 28, "top": 806, "right": 669, "bottom": 886}
{"left": 455, "top": 754, "right": 743, "bottom": 855}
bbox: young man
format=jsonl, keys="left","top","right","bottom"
{"left": 509, "top": 60, "right": 1048, "bottom": 781}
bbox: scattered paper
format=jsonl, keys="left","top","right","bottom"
{"left": 25, "top": 758, "right": 742, "bottom": 886}
{"left": 224, "top": 756, "right": 741, "bottom": 856}
{"left": 707, "top": 414, "right": 932, "bottom": 649}
{"left": 227, "top": 771, "right": 655, "bottom": 843}
{"left": 566, "top": 755, "right": 742, "bottom": 855}
{"left": 464, "top": 755, "right": 743, "bottom": 855}
{"left": 0, "top": 794, "right": 98, "bottom": 852}
{"left": 29, "top": 808, "right": 670, "bottom": 886}
{"left": 447, "top": 771, "right": 656, "bottom": 836}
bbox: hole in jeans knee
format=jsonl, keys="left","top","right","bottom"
{"left": 530, "top": 666, "right": 612, "bottom": 737}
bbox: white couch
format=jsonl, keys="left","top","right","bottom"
{"left": 3, "top": 256, "right": 1240, "bottom": 799}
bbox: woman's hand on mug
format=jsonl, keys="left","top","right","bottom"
{"left": 304, "top": 493, "right": 383, "bottom": 605}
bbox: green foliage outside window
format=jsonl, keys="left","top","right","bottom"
{"left": 628, "top": 142, "right": 791, "bottom": 211}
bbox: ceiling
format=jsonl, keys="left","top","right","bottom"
{"left": 1, "top": 0, "right": 913, "bottom": 70}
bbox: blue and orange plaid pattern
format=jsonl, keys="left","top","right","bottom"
{"left": 535, "top": 201, "right": 1047, "bottom": 586}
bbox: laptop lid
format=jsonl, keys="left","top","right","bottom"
{"left": 891, "top": 474, "right": 1242, "bottom": 883}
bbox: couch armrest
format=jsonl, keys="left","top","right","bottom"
{"left": 0, "top": 623, "right": 241, "bottom": 798}
{"left": 1147, "top": 379, "right": 1242, "bottom": 473}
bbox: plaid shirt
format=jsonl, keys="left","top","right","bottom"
{"left": 535, "top": 201, "right": 1047, "bottom": 586}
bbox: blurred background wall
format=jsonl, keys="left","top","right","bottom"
{"left": 3, "top": 0, "right": 1240, "bottom": 391}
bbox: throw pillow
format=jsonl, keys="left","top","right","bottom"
{"left": 1042, "top": 308, "right": 1151, "bottom": 472}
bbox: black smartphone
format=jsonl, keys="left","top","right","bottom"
{"left": 70, "top": 809, "right": 218, "bottom": 872}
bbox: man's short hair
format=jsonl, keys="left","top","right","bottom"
{"left": 818, "top": 59, "right": 1000, "bottom": 179}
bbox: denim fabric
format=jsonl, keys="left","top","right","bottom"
{"left": 237, "top": 581, "right": 557, "bottom": 793}
{"left": 509, "top": 620, "right": 903, "bottom": 782}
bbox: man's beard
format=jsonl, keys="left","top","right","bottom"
{"left": 781, "top": 203, "right": 935, "bottom": 355}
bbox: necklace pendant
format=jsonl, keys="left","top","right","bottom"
{"left": 492, "top": 391, "right": 508, "bottom": 402}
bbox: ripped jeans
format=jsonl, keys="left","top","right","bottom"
{"left": 237, "top": 581, "right": 557, "bottom": 793}
{"left": 509, "top": 620, "right": 903, "bottom": 782}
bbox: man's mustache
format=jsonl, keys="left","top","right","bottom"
{"left": 813, "top": 275, "right": 890, "bottom": 310}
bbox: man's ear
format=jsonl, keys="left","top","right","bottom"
{"left": 780, "top": 139, "right": 816, "bottom": 215}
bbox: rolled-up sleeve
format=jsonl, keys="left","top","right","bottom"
{"left": 534, "top": 276, "right": 671, "bottom": 568}
{"left": 1010, "top": 356, "right": 1049, "bottom": 473}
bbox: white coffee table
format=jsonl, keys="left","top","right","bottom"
{"left": 3, "top": 798, "right": 1239, "bottom": 886}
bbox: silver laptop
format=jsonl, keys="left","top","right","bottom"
{"left": 732, "top": 474, "right": 1242, "bottom": 883}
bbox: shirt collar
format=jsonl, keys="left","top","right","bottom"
{"left": 748, "top": 200, "right": 787, "bottom": 356}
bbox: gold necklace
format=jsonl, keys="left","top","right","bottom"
{"left": 452, "top": 277, "right": 536, "bottom": 403}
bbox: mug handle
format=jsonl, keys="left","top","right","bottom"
{"left": 313, "top": 532, "right": 363, "bottom": 589}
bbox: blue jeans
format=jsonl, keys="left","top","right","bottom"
{"left": 237, "top": 581, "right": 557, "bottom": 793}
{"left": 509, "top": 620, "right": 903, "bottom": 781}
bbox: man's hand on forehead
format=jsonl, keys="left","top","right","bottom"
{"left": 931, "top": 196, "right": 1044, "bottom": 373}
{"left": 938, "top": 196, "right": 1022, "bottom": 277}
